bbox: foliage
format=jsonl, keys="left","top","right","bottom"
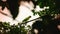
{"left": 0, "top": 0, "right": 60, "bottom": 34}
{"left": 0, "top": 22, "right": 31, "bottom": 34}
{"left": 32, "top": 0, "right": 60, "bottom": 25}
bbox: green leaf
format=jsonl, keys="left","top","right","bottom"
{"left": 22, "top": 16, "right": 31, "bottom": 23}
